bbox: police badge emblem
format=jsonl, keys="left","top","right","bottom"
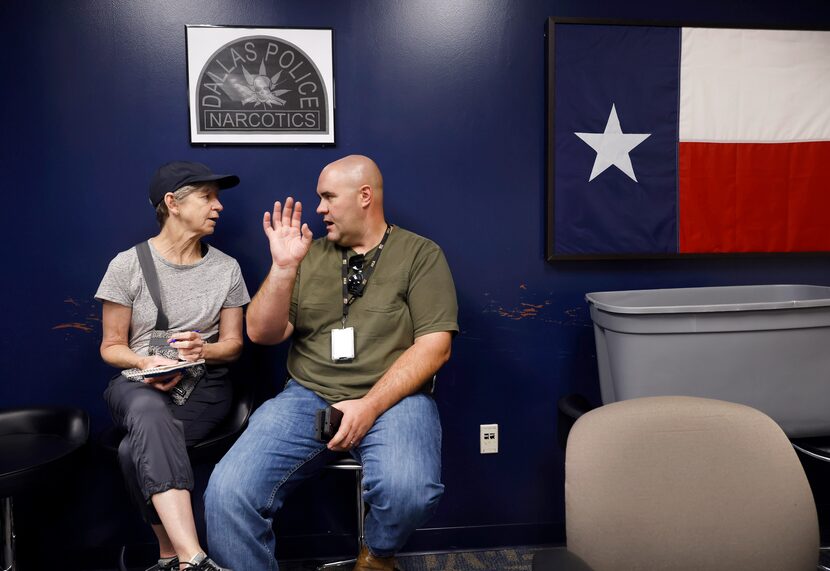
{"left": 186, "top": 26, "right": 335, "bottom": 144}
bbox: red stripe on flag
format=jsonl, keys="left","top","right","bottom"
{"left": 679, "top": 141, "right": 830, "bottom": 253}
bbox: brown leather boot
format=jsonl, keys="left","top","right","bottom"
{"left": 352, "top": 544, "right": 397, "bottom": 571}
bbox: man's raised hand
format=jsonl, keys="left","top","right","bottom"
{"left": 263, "top": 197, "right": 313, "bottom": 269}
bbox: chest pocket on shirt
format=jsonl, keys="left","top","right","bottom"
{"left": 361, "top": 272, "right": 408, "bottom": 313}
{"left": 296, "top": 302, "right": 341, "bottom": 336}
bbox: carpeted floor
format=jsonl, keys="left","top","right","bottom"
{"left": 89, "top": 546, "right": 547, "bottom": 571}
{"left": 95, "top": 546, "right": 830, "bottom": 570}
{"left": 280, "top": 547, "right": 542, "bottom": 571}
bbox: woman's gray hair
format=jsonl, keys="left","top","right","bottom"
{"left": 154, "top": 183, "right": 208, "bottom": 228}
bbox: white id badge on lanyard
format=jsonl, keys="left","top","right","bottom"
{"left": 331, "top": 327, "right": 355, "bottom": 361}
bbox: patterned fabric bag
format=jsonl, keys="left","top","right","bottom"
{"left": 147, "top": 329, "right": 206, "bottom": 406}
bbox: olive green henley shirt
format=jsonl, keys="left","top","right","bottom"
{"left": 287, "top": 227, "right": 458, "bottom": 402}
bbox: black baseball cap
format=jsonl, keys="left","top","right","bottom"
{"left": 149, "top": 161, "right": 240, "bottom": 207}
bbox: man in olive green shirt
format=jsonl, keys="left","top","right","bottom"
{"left": 206, "top": 155, "right": 458, "bottom": 571}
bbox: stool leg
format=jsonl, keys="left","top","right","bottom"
{"left": 355, "top": 466, "right": 365, "bottom": 548}
{"left": 317, "top": 467, "right": 365, "bottom": 570}
{"left": 119, "top": 545, "right": 129, "bottom": 571}
{"left": 1, "top": 497, "right": 15, "bottom": 571}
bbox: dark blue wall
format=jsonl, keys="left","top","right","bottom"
{"left": 3, "top": 0, "right": 830, "bottom": 565}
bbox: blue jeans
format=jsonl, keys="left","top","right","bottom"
{"left": 204, "top": 380, "right": 444, "bottom": 570}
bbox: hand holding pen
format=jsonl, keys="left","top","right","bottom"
{"left": 168, "top": 330, "right": 204, "bottom": 362}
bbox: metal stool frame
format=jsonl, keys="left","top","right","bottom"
{"left": 1, "top": 498, "right": 13, "bottom": 571}
{"left": 317, "top": 457, "right": 365, "bottom": 570}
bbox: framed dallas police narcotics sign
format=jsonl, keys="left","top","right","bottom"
{"left": 186, "top": 25, "right": 335, "bottom": 144}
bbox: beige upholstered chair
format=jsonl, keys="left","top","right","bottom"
{"left": 534, "top": 396, "right": 819, "bottom": 571}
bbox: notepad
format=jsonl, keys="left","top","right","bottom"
{"left": 122, "top": 359, "right": 206, "bottom": 381}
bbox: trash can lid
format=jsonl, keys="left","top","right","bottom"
{"left": 585, "top": 284, "right": 830, "bottom": 314}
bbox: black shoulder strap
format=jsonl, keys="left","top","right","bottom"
{"left": 135, "top": 241, "right": 169, "bottom": 330}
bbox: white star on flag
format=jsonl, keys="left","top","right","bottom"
{"left": 575, "top": 104, "right": 651, "bottom": 182}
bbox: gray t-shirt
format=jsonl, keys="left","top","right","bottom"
{"left": 95, "top": 241, "right": 250, "bottom": 356}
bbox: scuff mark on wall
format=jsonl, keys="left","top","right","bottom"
{"left": 482, "top": 285, "right": 592, "bottom": 326}
{"left": 498, "top": 302, "right": 546, "bottom": 320}
{"left": 54, "top": 296, "right": 101, "bottom": 336}
{"left": 53, "top": 322, "right": 94, "bottom": 332}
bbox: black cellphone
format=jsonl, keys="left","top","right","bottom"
{"left": 315, "top": 406, "right": 344, "bottom": 442}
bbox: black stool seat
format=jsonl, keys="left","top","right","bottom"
{"left": 326, "top": 456, "right": 361, "bottom": 470}
{"left": 0, "top": 435, "right": 81, "bottom": 496}
{"left": 0, "top": 407, "right": 89, "bottom": 571}
{"left": 0, "top": 407, "right": 89, "bottom": 497}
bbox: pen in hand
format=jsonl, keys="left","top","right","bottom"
{"left": 168, "top": 330, "right": 204, "bottom": 362}
{"left": 169, "top": 330, "right": 200, "bottom": 344}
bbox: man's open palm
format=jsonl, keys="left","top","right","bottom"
{"left": 263, "top": 197, "right": 313, "bottom": 268}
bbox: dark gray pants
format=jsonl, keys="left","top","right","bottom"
{"left": 104, "top": 368, "right": 231, "bottom": 524}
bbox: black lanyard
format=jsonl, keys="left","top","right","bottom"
{"left": 341, "top": 225, "right": 393, "bottom": 325}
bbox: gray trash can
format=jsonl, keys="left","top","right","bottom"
{"left": 586, "top": 284, "right": 830, "bottom": 437}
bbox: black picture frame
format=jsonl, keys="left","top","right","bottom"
{"left": 545, "top": 17, "right": 830, "bottom": 262}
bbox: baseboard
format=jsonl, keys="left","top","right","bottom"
{"left": 403, "top": 522, "right": 565, "bottom": 553}
{"left": 276, "top": 521, "right": 564, "bottom": 560}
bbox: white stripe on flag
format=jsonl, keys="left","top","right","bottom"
{"left": 679, "top": 27, "right": 830, "bottom": 142}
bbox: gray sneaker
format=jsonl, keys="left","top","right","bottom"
{"left": 144, "top": 557, "right": 179, "bottom": 571}
{"left": 181, "top": 552, "right": 232, "bottom": 571}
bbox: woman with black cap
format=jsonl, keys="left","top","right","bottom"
{"left": 95, "top": 161, "right": 249, "bottom": 571}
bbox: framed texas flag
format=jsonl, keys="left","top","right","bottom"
{"left": 546, "top": 18, "right": 830, "bottom": 260}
